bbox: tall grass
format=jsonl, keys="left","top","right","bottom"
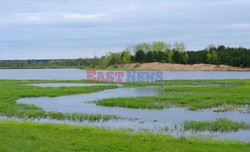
{"left": 47, "top": 112, "right": 119, "bottom": 122}
{"left": 183, "top": 118, "right": 250, "bottom": 132}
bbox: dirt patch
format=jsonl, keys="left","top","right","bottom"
{"left": 104, "top": 62, "right": 250, "bottom": 71}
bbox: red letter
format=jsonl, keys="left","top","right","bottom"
{"left": 115, "top": 72, "right": 124, "bottom": 82}
{"left": 97, "top": 72, "right": 105, "bottom": 82}
{"left": 87, "top": 70, "right": 96, "bottom": 82}
{"left": 106, "top": 72, "right": 114, "bottom": 82}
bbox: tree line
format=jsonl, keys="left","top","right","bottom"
{"left": 0, "top": 58, "right": 98, "bottom": 68}
{"left": 101, "top": 42, "right": 250, "bottom": 67}
{"left": 1, "top": 42, "right": 249, "bottom": 68}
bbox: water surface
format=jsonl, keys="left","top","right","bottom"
{"left": 17, "top": 85, "right": 250, "bottom": 141}
{"left": 1, "top": 69, "right": 250, "bottom": 80}
{"left": 28, "top": 83, "right": 120, "bottom": 87}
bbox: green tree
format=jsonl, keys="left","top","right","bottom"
{"left": 153, "top": 41, "right": 166, "bottom": 52}
{"left": 211, "top": 51, "right": 218, "bottom": 64}
{"left": 173, "top": 51, "right": 183, "bottom": 63}
{"left": 205, "top": 44, "right": 216, "bottom": 52}
{"left": 183, "top": 53, "right": 189, "bottom": 64}
{"left": 164, "top": 43, "right": 172, "bottom": 52}
{"left": 173, "top": 42, "right": 186, "bottom": 52}
{"left": 135, "top": 43, "right": 151, "bottom": 53}
{"left": 207, "top": 53, "right": 212, "bottom": 64}
{"left": 105, "top": 52, "right": 121, "bottom": 65}
{"left": 121, "top": 50, "right": 131, "bottom": 63}
{"left": 145, "top": 51, "right": 153, "bottom": 62}
{"left": 167, "top": 50, "right": 174, "bottom": 63}
{"left": 135, "top": 50, "right": 145, "bottom": 63}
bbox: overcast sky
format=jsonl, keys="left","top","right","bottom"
{"left": 0, "top": 0, "right": 250, "bottom": 59}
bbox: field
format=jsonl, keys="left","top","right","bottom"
{"left": 0, "top": 79, "right": 250, "bottom": 151}
{"left": 0, "top": 121, "right": 249, "bottom": 152}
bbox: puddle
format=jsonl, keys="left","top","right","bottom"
{"left": 16, "top": 85, "right": 250, "bottom": 141}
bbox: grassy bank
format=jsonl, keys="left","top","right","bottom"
{"left": 97, "top": 80, "right": 250, "bottom": 111}
{"left": 183, "top": 118, "right": 250, "bottom": 132}
{"left": 1, "top": 79, "right": 250, "bottom": 122}
{"left": 0, "top": 80, "right": 117, "bottom": 121}
{"left": 0, "top": 121, "right": 249, "bottom": 152}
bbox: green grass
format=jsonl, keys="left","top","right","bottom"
{"left": 183, "top": 118, "right": 250, "bottom": 132}
{"left": 47, "top": 112, "right": 119, "bottom": 122}
{"left": 97, "top": 79, "right": 250, "bottom": 111}
{"left": 96, "top": 97, "right": 166, "bottom": 109}
{"left": 123, "top": 79, "right": 242, "bottom": 87}
{"left": 0, "top": 80, "right": 250, "bottom": 151}
{"left": 0, "top": 80, "right": 117, "bottom": 121}
{"left": 0, "top": 121, "right": 249, "bottom": 152}
{"left": 1, "top": 79, "right": 249, "bottom": 122}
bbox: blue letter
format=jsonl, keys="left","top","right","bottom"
{"left": 155, "top": 71, "right": 163, "bottom": 82}
{"left": 146, "top": 72, "right": 155, "bottom": 82}
{"left": 126, "top": 70, "right": 136, "bottom": 82}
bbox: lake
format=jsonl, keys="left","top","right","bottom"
{"left": 0, "top": 69, "right": 250, "bottom": 80}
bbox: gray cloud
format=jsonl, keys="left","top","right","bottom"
{"left": 0, "top": 0, "right": 249, "bottom": 59}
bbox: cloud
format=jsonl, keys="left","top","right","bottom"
{"left": 111, "top": 6, "right": 137, "bottom": 12}
{"left": 61, "top": 13, "right": 108, "bottom": 21}
{"left": 24, "top": 14, "right": 43, "bottom": 22}
{"left": 25, "top": 16, "right": 42, "bottom": 22}
{"left": 226, "top": 23, "right": 250, "bottom": 30}
{"left": 0, "top": 0, "right": 250, "bottom": 59}
{"left": 1, "top": 12, "right": 109, "bottom": 24}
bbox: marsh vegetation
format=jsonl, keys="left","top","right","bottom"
{"left": 0, "top": 79, "right": 249, "bottom": 151}
{"left": 183, "top": 118, "right": 250, "bottom": 132}
{"left": 97, "top": 80, "right": 250, "bottom": 111}
{"left": 0, "top": 80, "right": 117, "bottom": 121}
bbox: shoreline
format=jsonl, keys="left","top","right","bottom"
{"left": 102, "top": 62, "right": 250, "bottom": 71}
{"left": 1, "top": 62, "right": 250, "bottom": 71}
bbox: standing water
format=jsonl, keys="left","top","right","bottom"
{"left": 16, "top": 85, "right": 250, "bottom": 141}
{"left": 0, "top": 69, "right": 250, "bottom": 80}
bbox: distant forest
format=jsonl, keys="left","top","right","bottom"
{"left": 0, "top": 58, "right": 97, "bottom": 69}
{"left": 1, "top": 42, "right": 250, "bottom": 68}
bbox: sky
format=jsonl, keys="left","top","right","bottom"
{"left": 0, "top": 0, "right": 250, "bottom": 59}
